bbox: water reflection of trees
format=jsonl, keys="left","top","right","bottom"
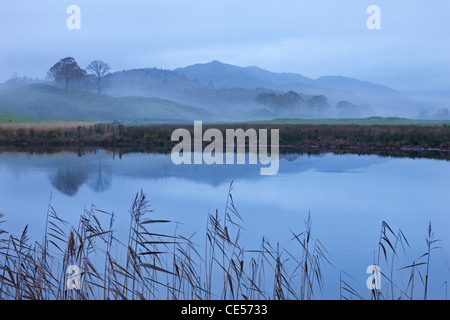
{"left": 50, "top": 161, "right": 112, "bottom": 196}
{"left": 88, "top": 161, "right": 112, "bottom": 192}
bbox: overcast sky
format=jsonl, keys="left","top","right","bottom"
{"left": 0, "top": 0, "right": 449, "bottom": 92}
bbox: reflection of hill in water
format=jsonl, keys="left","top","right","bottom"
{"left": 0, "top": 151, "right": 389, "bottom": 196}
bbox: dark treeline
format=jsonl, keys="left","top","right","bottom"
{"left": 255, "top": 91, "right": 329, "bottom": 116}
{"left": 46, "top": 57, "right": 111, "bottom": 94}
{"left": 254, "top": 91, "right": 381, "bottom": 118}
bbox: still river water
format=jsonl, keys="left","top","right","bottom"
{"left": 0, "top": 150, "right": 449, "bottom": 299}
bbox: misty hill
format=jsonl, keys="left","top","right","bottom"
{"left": 175, "top": 60, "right": 278, "bottom": 89}
{"left": 107, "top": 60, "right": 420, "bottom": 119}
{"left": 0, "top": 83, "right": 214, "bottom": 123}
{"left": 109, "top": 68, "right": 203, "bottom": 97}
{"left": 106, "top": 67, "right": 273, "bottom": 117}
{"left": 176, "top": 60, "right": 397, "bottom": 97}
{"left": 176, "top": 61, "right": 408, "bottom": 112}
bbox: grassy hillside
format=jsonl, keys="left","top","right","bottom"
{"left": 0, "top": 83, "right": 215, "bottom": 123}
{"left": 246, "top": 117, "right": 450, "bottom": 126}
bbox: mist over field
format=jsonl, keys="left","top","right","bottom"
{"left": 0, "top": 59, "right": 448, "bottom": 123}
{"left": 0, "top": 1, "right": 448, "bottom": 123}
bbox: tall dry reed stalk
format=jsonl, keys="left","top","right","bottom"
{"left": 0, "top": 186, "right": 446, "bottom": 300}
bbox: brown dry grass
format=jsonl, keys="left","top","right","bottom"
{"left": 0, "top": 122, "right": 448, "bottom": 152}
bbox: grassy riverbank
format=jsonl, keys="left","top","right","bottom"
{"left": 0, "top": 121, "right": 449, "bottom": 152}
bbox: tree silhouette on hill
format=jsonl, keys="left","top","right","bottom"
{"left": 47, "top": 57, "right": 86, "bottom": 92}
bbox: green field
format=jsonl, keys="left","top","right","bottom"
{"left": 0, "top": 113, "right": 42, "bottom": 123}
{"left": 246, "top": 117, "right": 450, "bottom": 126}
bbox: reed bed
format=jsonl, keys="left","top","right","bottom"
{"left": 0, "top": 185, "right": 446, "bottom": 300}
{"left": 0, "top": 122, "right": 449, "bottom": 152}
{"left": 339, "top": 220, "right": 444, "bottom": 300}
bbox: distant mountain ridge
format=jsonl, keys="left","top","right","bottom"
{"left": 106, "top": 60, "right": 399, "bottom": 97}
{"left": 106, "top": 60, "right": 415, "bottom": 118}
{"left": 175, "top": 60, "right": 399, "bottom": 96}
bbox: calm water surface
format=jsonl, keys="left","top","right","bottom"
{"left": 0, "top": 150, "right": 449, "bottom": 299}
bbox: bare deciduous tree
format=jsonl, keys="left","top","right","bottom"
{"left": 86, "top": 60, "right": 111, "bottom": 94}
